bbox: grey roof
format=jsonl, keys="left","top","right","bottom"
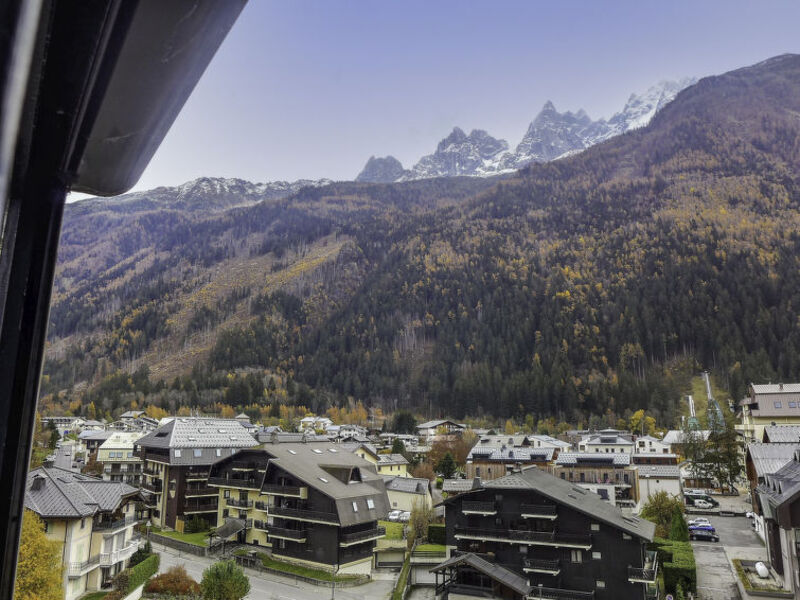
{"left": 416, "top": 419, "right": 463, "bottom": 430}
{"left": 582, "top": 433, "right": 634, "bottom": 446}
{"left": 763, "top": 425, "right": 800, "bottom": 444}
{"left": 746, "top": 443, "right": 799, "bottom": 477}
{"left": 430, "top": 553, "right": 531, "bottom": 596}
{"left": 743, "top": 385, "right": 800, "bottom": 417}
{"left": 382, "top": 476, "right": 430, "bottom": 495}
{"left": 121, "top": 410, "right": 145, "bottom": 418}
{"left": 555, "top": 452, "right": 631, "bottom": 466}
{"left": 468, "top": 446, "right": 555, "bottom": 463}
{"left": 479, "top": 468, "right": 654, "bottom": 540}
{"left": 635, "top": 465, "right": 681, "bottom": 478}
{"left": 137, "top": 418, "right": 259, "bottom": 450}
{"left": 255, "top": 431, "right": 330, "bottom": 444}
{"left": 215, "top": 517, "right": 246, "bottom": 539}
{"left": 752, "top": 383, "right": 800, "bottom": 395}
{"left": 442, "top": 478, "right": 482, "bottom": 493}
{"left": 757, "top": 451, "right": 800, "bottom": 513}
{"left": 377, "top": 453, "right": 409, "bottom": 466}
{"left": 528, "top": 434, "right": 572, "bottom": 448}
{"left": 25, "top": 467, "right": 138, "bottom": 519}
{"left": 79, "top": 430, "right": 114, "bottom": 441}
{"left": 661, "top": 430, "right": 710, "bottom": 445}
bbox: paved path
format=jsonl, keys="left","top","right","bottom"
{"left": 153, "top": 542, "right": 396, "bottom": 600}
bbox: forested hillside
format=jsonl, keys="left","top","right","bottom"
{"left": 41, "top": 55, "right": 800, "bottom": 429}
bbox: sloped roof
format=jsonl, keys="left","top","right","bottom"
{"left": 429, "top": 553, "right": 531, "bottom": 596}
{"left": 99, "top": 431, "right": 144, "bottom": 450}
{"left": 583, "top": 433, "right": 634, "bottom": 446}
{"left": 468, "top": 446, "right": 555, "bottom": 463}
{"left": 442, "top": 478, "right": 481, "bottom": 493}
{"left": 635, "top": 465, "right": 681, "bottom": 478}
{"left": 528, "top": 434, "right": 571, "bottom": 448}
{"left": 746, "top": 443, "right": 798, "bottom": 477}
{"left": 758, "top": 451, "right": 800, "bottom": 512}
{"left": 752, "top": 383, "right": 800, "bottom": 395}
{"left": 555, "top": 452, "right": 631, "bottom": 466}
{"left": 662, "top": 430, "right": 710, "bottom": 445}
{"left": 215, "top": 517, "right": 246, "bottom": 539}
{"left": 25, "top": 467, "right": 138, "bottom": 518}
{"left": 383, "top": 476, "right": 430, "bottom": 494}
{"left": 137, "top": 417, "right": 259, "bottom": 450}
{"left": 417, "top": 419, "right": 462, "bottom": 430}
{"left": 763, "top": 425, "right": 800, "bottom": 443}
{"left": 79, "top": 430, "right": 114, "bottom": 441}
{"left": 478, "top": 468, "right": 654, "bottom": 540}
{"left": 377, "top": 453, "right": 409, "bottom": 466}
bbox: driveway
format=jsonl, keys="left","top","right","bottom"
{"left": 154, "top": 542, "right": 396, "bottom": 600}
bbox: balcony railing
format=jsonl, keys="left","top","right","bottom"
{"left": 339, "top": 526, "right": 385, "bottom": 546}
{"left": 94, "top": 516, "right": 137, "bottom": 532}
{"left": 254, "top": 501, "right": 270, "bottom": 512}
{"left": 208, "top": 476, "right": 260, "bottom": 489}
{"left": 271, "top": 505, "right": 339, "bottom": 524}
{"left": 628, "top": 551, "right": 658, "bottom": 583}
{"left": 185, "top": 486, "right": 217, "bottom": 497}
{"left": 461, "top": 501, "right": 497, "bottom": 515}
{"left": 454, "top": 526, "right": 591, "bottom": 549}
{"left": 268, "top": 526, "right": 307, "bottom": 542}
{"left": 100, "top": 541, "right": 139, "bottom": 566}
{"left": 141, "top": 481, "right": 162, "bottom": 493}
{"left": 261, "top": 483, "right": 307, "bottom": 498}
{"left": 520, "top": 503, "right": 558, "bottom": 518}
{"left": 253, "top": 520, "right": 269, "bottom": 531}
{"left": 226, "top": 498, "right": 253, "bottom": 509}
{"left": 67, "top": 556, "right": 100, "bottom": 577}
{"left": 184, "top": 501, "right": 218, "bottom": 513}
{"left": 523, "top": 558, "right": 561, "bottom": 574}
{"left": 185, "top": 470, "right": 210, "bottom": 479}
{"left": 525, "top": 586, "right": 594, "bottom": 600}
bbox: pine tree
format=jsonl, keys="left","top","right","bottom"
{"left": 669, "top": 504, "right": 689, "bottom": 541}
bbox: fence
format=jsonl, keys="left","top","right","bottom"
{"left": 233, "top": 554, "right": 369, "bottom": 588}
{"left": 148, "top": 533, "right": 208, "bottom": 557}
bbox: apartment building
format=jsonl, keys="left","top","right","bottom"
{"left": 466, "top": 445, "right": 556, "bottom": 481}
{"left": 97, "top": 431, "right": 144, "bottom": 486}
{"left": 738, "top": 383, "right": 800, "bottom": 443}
{"left": 134, "top": 417, "right": 258, "bottom": 529}
{"left": 435, "top": 467, "right": 657, "bottom": 600}
{"left": 25, "top": 467, "right": 141, "bottom": 600}
{"left": 208, "top": 440, "right": 390, "bottom": 575}
{"left": 578, "top": 430, "right": 635, "bottom": 454}
{"left": 551, "top": 453, "right": 639, "bottom": 507}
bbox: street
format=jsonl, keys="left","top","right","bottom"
{"left": 153, "top": 542, "right": 396, "bottom": 600}
{"left": 53, "top": 441, "right": 79, "bottom": 471}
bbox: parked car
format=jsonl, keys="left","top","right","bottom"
{"left": 387, "top": 510, "right": 402, "bottom": 522}
{"left": 693, "top": 499, "right": 713, "bottom": 509}
{"left": 684, "top": 491, "right": 719, "bottom": 507}
{"left": 398, "top": 511, "right": 411, "bottom": 522}
{"left": 688, "top": 524, "right": 716, "bottom": 532}
{"left": 688, "top": 517, "right": 712, "bottom": 527}
{"left": 689, "top": 528, "right": 719, "bottom": 542}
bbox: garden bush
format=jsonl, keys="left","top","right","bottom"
{"left": 428, "top": 523, "right": 445, "bottom": 545}
{"left": 145, "top": 565, "right": 201, "bottom": 596}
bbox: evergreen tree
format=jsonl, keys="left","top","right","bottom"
{"left": 669, "top": 504, "right": 689, "bottom": 541}
{"left": 200, "top": 559, "right": 250, "bottom": 600}
{"left": 437, "top": 452, "right": 457, "bottom": 479}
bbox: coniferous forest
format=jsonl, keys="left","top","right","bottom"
{"left": 39, "top": 55, "right": 800, "bottom": 428}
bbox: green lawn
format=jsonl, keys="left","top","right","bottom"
{"left": 256, "top": 553, "right": 358, "bottom": 582}
{"left": 150, "top": 526, "right": 209, "bottom": 546}
{"left": 414, "top": 543, "right": 445, "bottom": 553}
{"left": 380, "top": 520, "right": 404, "bottom": 540}
{"left": 79, "top": 593, "right": 107, "bottom": 600}
{"left": 684, "top": 374, "right": 732, "bottom": 427}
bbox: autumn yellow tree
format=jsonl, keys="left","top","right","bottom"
{"left": 15, "top": 510, "right": 62, "bottom": 600}
{"left": 145, "top": 404, "right": 168, "bottom": 420}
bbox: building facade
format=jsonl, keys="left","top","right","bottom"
{"left": 25, "top": 467, "right": 142, "bottom": 600}
{"left": 97, "top": 431, "right": 144, "bottom": 486}
{"left": 738, "top": 383, "right": 800, "bottom": 443}
{"left": 436, "top": 468, "right": 657, "bottom": 600}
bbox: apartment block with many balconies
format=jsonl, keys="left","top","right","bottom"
{"left": 24, "top": 467, "right": 142, "bottom": 600}
{"left": 208, "top": 439, "right": 390, "bottom": 576}
{"left": 434, "top": 467, "right": 657, "bottom": 600}
{"left": 134, "top": 417, "right": 259, "bottom": 530}
{"left": 97, "top": 431, "right": 145, "bottom": 486}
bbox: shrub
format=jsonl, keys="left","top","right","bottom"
{"left": 650, "top": 538, "right": 696, "bottom": 594}
{"left": 200, "top": 559, "right": 250, "bottom": 600}
{"left": 428, "top": 524, "right": 446, "bottom": 545}
{"left": 184, "top": 515, "right": 208, "bottom": 534}
{"left": 128, "top": 540, "right": 152, "bottom": 567}
{"left": 146, "top": 565, "right": 201, "bottom": 596}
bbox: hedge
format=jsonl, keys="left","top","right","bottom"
{"left": 127, "top": 554, "right": 160, "bottom": 593}
{"left": 649, "top": 538, "right": 695, "bottom": 595}
{"left": 428, "top": 524, "right": 445, "bottom": 545}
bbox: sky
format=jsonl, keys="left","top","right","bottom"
{"left": 122, "top": 0, "right": 800, "bottom": 193}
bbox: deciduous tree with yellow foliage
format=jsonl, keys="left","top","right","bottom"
{"left": 15, "top": 510, "right": 62, "bottom": 600}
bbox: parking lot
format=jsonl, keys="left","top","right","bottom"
{"left": 690, "top": 516, "right": 765, "bottom": 600}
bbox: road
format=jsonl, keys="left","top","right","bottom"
{"left": 53, "top": 441, "right": 79, "bottom": 471}
{"left": 154, "top": 542, "right": 396, "bottom": 600}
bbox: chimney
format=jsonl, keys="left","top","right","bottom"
{"left": 779, "top": 383, "right": 784, "bottom": 391}
{"left": 31, "top": 475, "right": 45, "bottom": 491}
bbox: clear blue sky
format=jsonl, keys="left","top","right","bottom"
{"left": 130, "top": 0, "right": 800, "bottom": 191}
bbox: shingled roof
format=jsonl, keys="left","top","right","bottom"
{"left": 25, "top": 467, "right": 139, "bottom": 519}
{"left": 137, "top": 417, "right": 258, "bottom": 449}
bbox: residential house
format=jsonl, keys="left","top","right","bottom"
{"left": 551, "top": 453, "right": 639, "bottom": 507}
{"left": 633, "top": 435, "right": 671, "bottom": 454}
{"left": 466, "top": 445, "right": 556, "bottom": 481}
{"left": 635, "top": 465, "right": 682, "bottom": 508}
{"left": 578, "top": 430, "right": 635, "bottom": 454}
{"left": 298, "top": 416, "right": 333, "bottom": 433}
{"left": 79, "top": 430, "right": 114, "bottom": 455}
{"left": 660, "top": 429, "right": 710, "bottom": 456}
{"left": 738, "top": 383, "right": 800, "bottom": 443}
{"left": 762, "top": 425, "right": 800, "bottom": 444}
{"left": 97, "top": 432, "right": 144, "bottom": 486}
{"left": 745, "top": 443, "right": 798, "bottom": 540}
{"left": 350, "top": 443, "right": 410, "bottom": 477}
{"left": 134, "top": 417, "right": 258, "bottom": 529}
{"left": 25, "top": 467, "right": 141, "bottom": 600}
{"left": 383, "top": 476, "right": 433, "bottom": 513}
{"left": 442, "top": 478, "right": 482, "bottom": 497}
{"left": 434, "top": 467, "right": 657, "bottom": 600}
{"left": 208, "top": 441, "right": 390, "bottom": 575}
{"left": 756, "top": 448, "right": 800, "bottom": 596}
{"left": 416, "top": 419, "right": 465, "bottom": 440}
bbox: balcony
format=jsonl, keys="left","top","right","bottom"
{"left": 261, "top": 483, "right": 308, "bottom": 498}
{"left": 185, "top": 486, "right": 217, "bottom": 497}
{"left": 142, "top": 466, "right": 158, "bottom": 476}
{"left": 184, "top": 501, "right": 217, "bottom": 514}
{"left": 520, "top": 503, "right": 558, "bottom": 520}
{"left": 185, "top": 470, "right": 210, "bottom": 480}
{"left": 523, "top": 558, "right": 561, "bottom": 575}
{"left": 628, "top": 551, "right": 658, "bottom": 584}
{"left": 226, "top": 498, "right": 254, "bottom": 509}
{"left": 525, "top": 586, "right": 594, "bottom": 600}
{"left": 253, "top": 520, "right": 269, "bottom": 531}
{"left": 67, "top": 556, "right": 100, "bottom": 577}
{"left": 208, "top": 476, "right": 260, "bottom": 490}
{"left": 268, "top": 526, "right": 307, "bottom": 543}
{"left": 271, "top": 505, "right": 339, "bottom": 525}
{"left": 142, "top": 480, "right": 162, "bottom": 493}
{"left": 94, "top": 515, "right": 138, "bottom": 532}
{"left": 254, "top": 501, "right": 270, "bottom": 512}
{"left": 339, "top": 526, "right": 386, "bottom": 547}
{"left": 454, "top": 527, "right": 591, "bottom": 549}
{"left": 100, "top": 541, "right": 139, "bottom": 566}
{"left": 461, "top": 501, "right": 497, "bottom": 515}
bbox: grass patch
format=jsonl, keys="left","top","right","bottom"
{"left": 80, "top": 593, "right": 107, "bottom": 600}
{"left": 380, "top": 520, "right": 404, "bottom": 540}
{"left": 256, "top": 553, "right": 359, "bottom": 582}
{"left": 415, "top": 544, "right": 446, "bottom": 553}
{"left": 732, "top": 559, "right": 790, "bottom": 594}
{"left": 150, "top": 526, "right": 209, "bottom": 547}
{"left": 392, "top": 553, "right": 411, "bottom": 600}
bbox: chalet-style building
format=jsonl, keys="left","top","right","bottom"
{"left": 660, "top": 429, "right": 710, "bottom": 456}
{"left": 578, "top": 430, "right": 635, "bottom": 454}
{"left": 97, "top": 431, "right": 144, "bottom": 486}
{"left": 417, "top": 419, "right": 465, "bottom": 440}
{"left": 208, "top": 440, "right": 389, "bottom": 575}
{"left": 134, "top": 417, "right": 258, "bottom": 529}
{"left": 349, "top": 442, "right": 410, "bottom": 477}
{"left": 633, "top": 435, "right": 671, "bottom": 454}
{"left": 738, "top": 383, "right": 800, "bottom": 443}
{"left": 435, "top": 467, "right": 657, "bottom": 600}
{"left": 551, "top": 453, "right": 639, "bottom": 507}
{"left": 383, "top": 475, "right": 434, "bottom": 512}
{"left": 25, "top": 467, "right": 142, "bottom": 600}
{"left": 756, "top": 448, "right": 800, "bottom": 596}
{"left": 79, "top": 429, "right": 114, "bottom": 454}
{"left": 745, "top": 443, "right": 799, "bottom": 541}
{"left": 466, "top": 445, "right": 556, "bottom": 481}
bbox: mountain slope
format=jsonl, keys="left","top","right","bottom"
{"left": 42, "top": 55, "right": 800, "bottom": 428}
